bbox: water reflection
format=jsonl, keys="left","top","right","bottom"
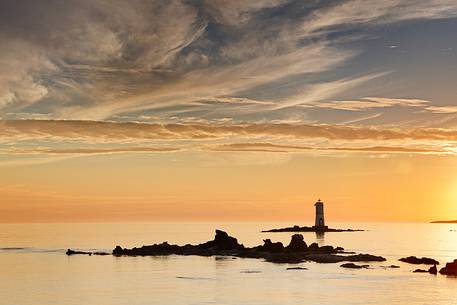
{"left": 315, "top": 231, "right": 325, "bottom": 245}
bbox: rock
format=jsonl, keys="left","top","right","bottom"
{"left": 66, "top": 249, "right": 92, "bottom": 256}
{"left": 318, "top": 245, "right": 335, "bottom": 253}
{"left": 439, "top": 259, "right": 457, "bottom": 275}
{"left": 413, "top": 269, "right": 428, "bottom": 273}
{"left": 213, "top": 230, "right": 243, "bottom": 250}
{"left": 340, "top": 263, "right": 369, "bottom": 269}
{"left": 261, "top": 225, "right": 364, "bottom": 233}
{"left": 70, "top": 229, "right": 386, "bottom": 266}
{"left": 414, "top": 265, "right": 437, "bottom": 274}
{"left": 198, "top": 230, "right": 244, "bottom": 250}
{"left": 428, "top": 265, "right": 438, "bottom": 274}
{"left": 259, "top": 239, "right": 284, "bottom": 253}
{"left": 286, "top": 234, "right": 307, "bottom": 252}
{"left": 308, "top": 243, "right": 319, "bottom": 251}
{"left": 399, "top": 256, "right": 439, "bottom": 265}
{"left": 286, "top": 267, "right": 307, "bottom": 270}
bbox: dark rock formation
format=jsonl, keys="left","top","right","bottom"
{"left": 66, "top": 249, "right": 109, "bottom": 256}
{"left": 428, "top": 265, "right": 438, "bottom": 275}
{"left": 439, "top": 260, "right": 457, "bottom": 275}
{"left": 413, "top": 265, "right": 437, "bottom": 274}
{"left": 262, "top": 225, "right": 363, "bottom": 233}
{"left": 258, "top": 239, "right": 284, "bottom": 253}
{"left": 66, "top": 249, "right": 92, "bottom": 255}
{"left": 399, "top": 256, "right": 439, "bottom": 265}
{"left": 286, "top": 267, "right": 307, "bottom": 270}
{"left": 413, "top": 269, "right": 428, "bottom": 273}
{"left": 286, "top": 234, "right": 308, "bottom": 252}
{"left": 69, "top": 230, "right": 386, "bottom": 265}
{"left": 340, "top": 263, "right": 369, "bottom": 269}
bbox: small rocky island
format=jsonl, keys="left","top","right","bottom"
{"left": 262, "top": 225, "right": 363, "bottom": 233}
{"left": 67, "top": 230, "right": 386, "bottom": 264}
{"left": 263, "top": 199, "right": 363, "bottom": 233}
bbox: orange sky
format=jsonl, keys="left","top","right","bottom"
{"left": 1, "top": 151, "right": 456, "bottom": 223}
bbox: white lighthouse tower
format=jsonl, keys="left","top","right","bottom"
{"left": 314, "top": 199, "right": 327, "bottom": 230}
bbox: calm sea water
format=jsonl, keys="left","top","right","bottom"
{"left": 1, "top": 222, "right": 457, "bottom": 305}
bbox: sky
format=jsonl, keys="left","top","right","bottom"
{"left": 1, "top": 0, "right": 457, "bottom": 223}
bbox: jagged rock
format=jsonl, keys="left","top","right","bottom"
{"left": 308, "top": 243, "right": 319, "bottom": 251}
{"left": 69, "top": 229, "right": 386, "bottom": 265}
{"left": 286, "top": 234, "right": 307, "bottom": 252}
{"left": 399, "top": 256, "right": 439, "bottom": 265}
{"left": 341, "top": 263, "right": 369, "bottom": 269}
{"left": 439, "top": 260, "right": 457, "bottom": 275}
{"left": 259, "top": 239, "right": 284, "bottom": 253}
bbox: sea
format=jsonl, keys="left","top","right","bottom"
{"left": 1, "top": 222, "right": 457, "bottom": 305}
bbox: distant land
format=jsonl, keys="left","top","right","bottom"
{"left": 431, "top": 220, "right": 457, "bottom": 224}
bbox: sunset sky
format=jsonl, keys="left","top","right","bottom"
{"left": 1, "top": 0, "right": 457, "bottom": 222}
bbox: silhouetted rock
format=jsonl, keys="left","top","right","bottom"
{"left": 66, "top": 229, "right": 386, "bottom": 265}
{"left": 262, "top": 225, "right": 364, "bottom": 233}
{"left": 259, "top": 239, "right": 284, "bottom": 253}
{"left": 399, "top": 256, "right": 439, "bottom": 265}
{"left": 439, "top": 260, "right": 457, "bottom": 275}
{"left": 413, "top": 269, "right": 428, "bottom": 273}
{"left": 413, "top": 265, "right": 437, "bottom": 274}
{"left": 286, "top": 267, "right": 307, "bottom": 270}
{"left": 66, "top": 249, "right": 92, "bottom": 255}
{"left": 308, "top": 243, "right": 319, "bottom": 251}
{"left": 286, "top": 234, "right": 307, "bottom": 252}
{"left": 428, "top": 265, "right": 438, "bottom": 274}
{"left": 341, "top": 263, "right": 369, "bottom": 269}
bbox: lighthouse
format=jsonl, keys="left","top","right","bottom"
{"left": 314, "top": 199, "right": 327, "bottom": 230}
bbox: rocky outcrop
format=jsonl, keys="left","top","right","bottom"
{"left": 413, "top": 265, "right": 437, "bottom": 274}
{"left": 262, "top": 225, "right": 363, "bottom": 233}
{"left": 439, "top": 260, "right": 457, "bottom": 275}
{"left": 340, "top": 263, "right": 369, "bottom": 269}
{"left": 69, "top": 230, "right": 386, "bottom": 265}
{"left": 399, "top": 256, "right": 439, "bottom": 265}
{"left": 286, "top": 234, "right": 308, "bottom": 252}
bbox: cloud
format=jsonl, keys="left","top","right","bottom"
{"left": 1, "top": 0, "right": 457, "bottom": 122}
{"left": 5, "top": 146, "right": 182, "bottom": 155}
{"left": 425, "top": 106, "right": 457, "bottom": 114}
{"left": 2, "top": 119, "right": 457, "bottom": 143}
{"left": 301, "top": 97, "right": 430, "bottom": 111}
{"left": 210, "top": 142, "right": 445, "bottom": 154}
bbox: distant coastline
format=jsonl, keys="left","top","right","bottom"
{"left": 431, "top": 220, "right": 457, "bottom": 224}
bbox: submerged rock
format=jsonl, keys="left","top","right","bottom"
{"left": 66, "top": 249, "right": 110, "bottom": 256}
{"left": 413, "top": 269, "right": 428, "bottom": 273}
{"left": 286, "top": 267, "right": 308, "bottom": 270}
{"left": 399, "top": 256, "right": 439, "bottom": 265}
{"left": 66, "top": 249, "right": 92, "bottom": 256}
{"left": 439, "top": 260, "right": 457, "bottom": 275}
{"left": 340, "top": 263, "right": 369, "bottom": 269}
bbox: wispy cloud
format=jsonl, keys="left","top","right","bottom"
{"left": 301, "top": 97, "right": 430, "bottom": 111}
{"left": 425, "top": 106, "right": 457, "bottom": 114}
{"left": 1, "top": 0, "right": 456, "bottom": 123}
{"left": 1, "top": 120, "right": 456, "bottom": 157}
